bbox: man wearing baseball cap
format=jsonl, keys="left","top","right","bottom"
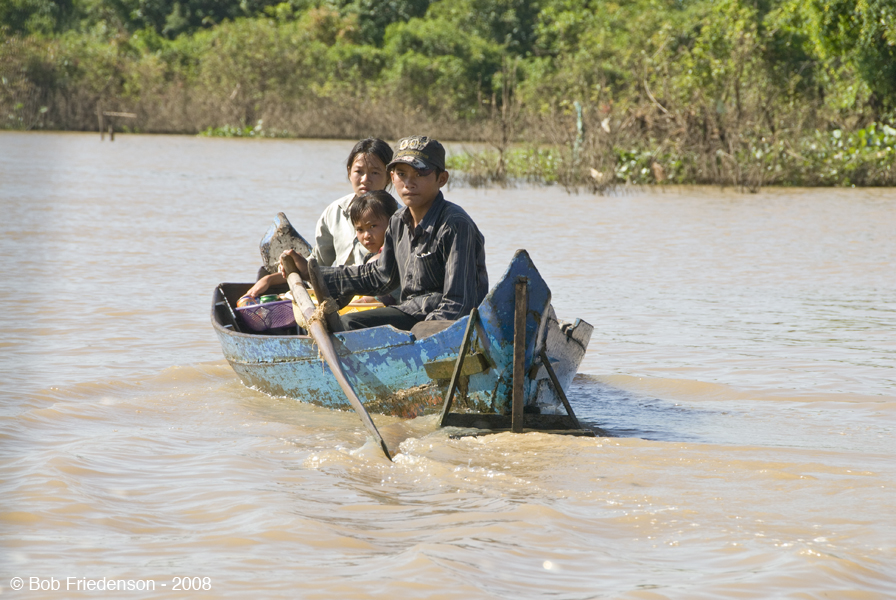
{"left": 281, "top": 135, "right": 488, "bottom": 331}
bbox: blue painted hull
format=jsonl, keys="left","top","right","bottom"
{"left": 212, "top": 250, "right": 592, "bottom": 417}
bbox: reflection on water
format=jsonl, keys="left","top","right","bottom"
{"left": 570, "top": 375, "right": 713, "bottom": 442}
{"left": 1, "top": 132, "right": 895, "bottom": 599}
{"left": 570, "top": 375, "right": 895, "bottom": 454}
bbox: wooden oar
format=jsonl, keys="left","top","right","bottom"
{"left": 281, "top": 257, "right": 393, "bottom": 461}
{"left": 306, "top": 257, "right": 344, "bottom": 333}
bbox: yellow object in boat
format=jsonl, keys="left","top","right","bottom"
{"left": 307, "top": 291, "right": 383, "bottom": 315}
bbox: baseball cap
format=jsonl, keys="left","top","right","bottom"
{"left": 386, "top": 136, "right": 446, "bottom": 172}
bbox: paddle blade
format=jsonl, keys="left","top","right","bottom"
{"left": 260, "top": 212, "right": 313, "bottom": 274}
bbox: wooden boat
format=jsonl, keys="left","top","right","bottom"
{"left": 211, "top": 250, "right": 593, "bottom": 426}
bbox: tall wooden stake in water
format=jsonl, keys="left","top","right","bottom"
{"left": 512, "top": 276, "right": 528, "bottom": 433}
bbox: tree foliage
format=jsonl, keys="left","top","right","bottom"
{"left": 1, "top": 0, "right": 75, "bottom": 34}
{"left": 2, "top": 0, "right": 894, "bottom": 186}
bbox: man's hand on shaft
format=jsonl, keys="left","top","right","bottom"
{"left": 278, "top": 249, "right": 309, "bottom": 280}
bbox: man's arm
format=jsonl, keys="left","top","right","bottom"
{"left": 318, "top": 226, "right": 400, "bottom": 298}
{"left": 281, "top": 248, "right": 394, "bottom": 300}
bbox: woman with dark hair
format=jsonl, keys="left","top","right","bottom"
{"left": 312, "top": 138, "right": 393, "bottom": 267}
{"left": 244, "top": 138, "right": 393, "bottom": 300}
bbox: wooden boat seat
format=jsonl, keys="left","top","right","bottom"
{"left": 410, "top": 319, "right": 456, "bottom": 340}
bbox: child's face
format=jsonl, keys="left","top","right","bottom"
{"left": 390, "top": 163, "right": 448, "bottom": 212}
{"left": 348, "top": 154, "right": 388, "bottom": 196}
{"left": 354, "top": 210, "right": 390, "bottom": 254}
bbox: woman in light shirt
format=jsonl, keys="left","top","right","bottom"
{"left": 245, "top": 138, "right": 393, "bottom": 299}
{"left": 312, "top": 138, "right": 394, "bottom": 267}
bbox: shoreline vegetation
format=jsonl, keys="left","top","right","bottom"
{"left": 3, "top": 1, "right": 895, "bottom": 191}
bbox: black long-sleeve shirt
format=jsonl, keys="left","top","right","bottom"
{"left": 319, "top": 193, "right": 488, "bottom": 321}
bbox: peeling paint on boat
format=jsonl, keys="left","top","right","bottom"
{"left": 212, "top": 250, "right": 593, "bottom": 417}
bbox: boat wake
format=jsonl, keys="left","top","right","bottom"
{"left": 568, "top": 374, "right": 713, "bottom": 442}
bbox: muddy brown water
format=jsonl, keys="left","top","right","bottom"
{"left": 1, "top": 131, "right": 894, "bottom": 599}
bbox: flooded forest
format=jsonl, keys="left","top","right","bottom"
{"left": 3, "top": 0, "right": 895, "bottom": 189}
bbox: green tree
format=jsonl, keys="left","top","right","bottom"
{"left": 824, "top": 0, "right": 895, "bottom": 106}
{"left": 0, "top": 0, "right": 75, "bottom": 34}
{"left": 425, "top": 0, "right": 545, "bottom": 55}
{"left": 790, "top": 0, "right": 896, "bottom": 109}
{"left": 335, "top": 0, "right": 431, "bottom": 46}
{"left": 383, "top": 15, "right": 503, "bottom": 116}
{"left": 95, "top": 0, "right": 284, "bottom": 37}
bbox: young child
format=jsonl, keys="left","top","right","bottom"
{"left": 349, "top": 190, "right": 398, "bottom": 261}
{"left": 348, "top": 190, "right": 399, "bottom": 305}
{"left": 280, "top": 135, "right": 488, "bottom": 332}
